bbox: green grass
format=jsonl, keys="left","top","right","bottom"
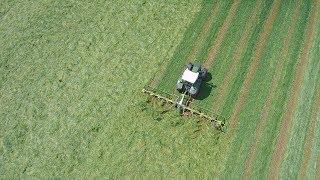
{"left": 193, "top": 0, "right": 233, "bottom": 63}
{"left": 251, "top": 1, "right": 313, "bottom": 177}
{"left": 280, "top": 6, "right": 320, "bottom": 178}
{"left": 0, "top": 0, "right": 213, "bottom": 176}
{"left": 0, "top": 0, "right": 319, "bottom": 178}
{"left": 155, "top": 0, "right": 216, "bottom": 92}
{"left": 194, "top": 0, "right": 258, "bottom": 109}
{"left": 156, "top": 0, "right": 233, "bottom": 93}
{"left": 220, "top": 0, "right": 274, "bottom": 118}
{"left": 222, "top": 0, "right": 295, "bottom": 177}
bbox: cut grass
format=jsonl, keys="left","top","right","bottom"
{"left": 0, "top": 0, "right": 206, "bottom": 176}
{"left": 268, "top": 0, "right": 318, "bottom": 178}
{"left": 219, "top": 0, "right": 275, "bottom": 119}
{"left": 251, "top": 0, "right": 312, "bottom": 177}
{"left": 280, "top": 2, "right": 320, "bottom": 177}
{"left": 0, "top": 0, "right": 319, "bottom": 178}
{"left": 243, "top": 1, "right": 302, "bottom": 178}
{"left": 194, "top": 0, "right": 259, "bottom": 110}
{"left": 156, "top": 0, "right": 216, "bottom": 92}
{"left": 222, "top": 0, "right": 295, "bottom": 177}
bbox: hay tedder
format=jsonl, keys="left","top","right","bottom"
{"left": 142, "top": 63, "right": 225, "bottom": 130}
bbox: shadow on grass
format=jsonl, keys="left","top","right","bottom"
{"left": 194, "top": 72, "right": 216, "bottom": 100}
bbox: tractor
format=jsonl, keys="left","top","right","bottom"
{"left": 142, "top": 62, "right": 225, "bottom": 130}
{"left": 175, "top": 63, "right": 207, "bottom": 111}
{"left": 176, "top": 63, "right": 208, "bottom": 97}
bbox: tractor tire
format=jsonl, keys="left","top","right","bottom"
{"left": 201, "top": 68, "right": 208, "bottom": 78}
{"left": 187, "top": 63, "right": 193, "bottom": 70}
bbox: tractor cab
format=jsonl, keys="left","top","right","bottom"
{"left": 176, "top": 63, "right": 207, "bottom": 97}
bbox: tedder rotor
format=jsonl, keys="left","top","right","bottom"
{"left": 142, "top": 63, "right": 225, "bottom": 130}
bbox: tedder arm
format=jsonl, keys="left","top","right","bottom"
{"left": 142, "top": 87, "right": 225, "bottom": 130}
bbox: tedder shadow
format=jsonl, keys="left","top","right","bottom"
{"left": 194, "top": 72, "right": 216, "bottom": 100}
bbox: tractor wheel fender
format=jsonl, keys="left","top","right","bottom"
{"left": 187, "top": 63, "right": 193, "bottom": 70}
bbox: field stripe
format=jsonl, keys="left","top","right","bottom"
{"left": 202, "top": 0, "right": 241, "bottom": 68}
{"left": 242, "top": 1, "right": 302, "bottom": 178}
{"left": 211, "top": 0, "right": 262, "bottom": 113}
{"left": 186, "top": 3, "right": 220, "bottom": 62}
{"left": 226, "top": 0, "right": 281, "bottom": 130}
{"left": 298, "top": 79, "right": 320, "bottom": 179}
{"left": 268, "top": 0, "right": 318, "bottom": 179}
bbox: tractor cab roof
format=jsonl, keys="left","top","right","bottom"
{"left": 182, "top": 68, "right": 199, "bottom": 84}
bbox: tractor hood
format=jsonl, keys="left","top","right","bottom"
{"left": 182, "top": 69, "right": 199, "bottom": 84}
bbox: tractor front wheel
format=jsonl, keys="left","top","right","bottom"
{"left": 187, "top": 63, "right": 193, "bottom": 70}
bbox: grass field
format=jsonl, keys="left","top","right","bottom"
{"left": 1, "top": 0, "right": 319, "bottom": 178}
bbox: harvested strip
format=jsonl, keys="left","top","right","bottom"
{"left": 186, "top": 3, "right": 221, "bottom": 62}
{"left": 203, "top": 0, "right": 241, "bottom": 68}
{"left": 298, "top": 82, "right": 320, "bottom": 179}
{"left": 227, "top": 0, "right": 281, "bottom": 130}
{"left": 211, "top": 0, "right": 262, "bottom": 113}
{"left": 242, "top": 1, "right": 302, "bottom": 178}
{"left": 268, "top": 1, "right": 318, "bottom": 179}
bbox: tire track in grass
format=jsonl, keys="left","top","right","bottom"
{"left": 202, "top": 0, "right": 241, "bottom": 69}
{"left": 268, "top": 1, "right": 318, "bottom": 178}
{"left": 242, "top": 1, "right": 302, "bottom": 178}
{"left": 211, "top": 0, "right": 262, "bottom": 113}
{"left": 298, "top": 79, "right": 320, "bottom": 179}
{"left": 227, "top": 0, "right": 281, "bottom": 130}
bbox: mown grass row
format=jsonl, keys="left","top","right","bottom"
{"left": 194, "top": 0, "right": 258, "bottom": 109}
{"left": 306, "top": 83, "right": 320, "bottom": 179}
{"left": 222, "top": 0, "right": 295, "bottom": 177}
{"left": 219, "top": 0, "right": 274, "bottom": 119}
{"left": 250, "top": 0, "right": 312, "bottom": 178}
{"left": 193, "top": 1, "right": 233, "bottom": 63}
{"left": 303, "top": 74, "right": 320, "bottom": 179}
{"left": 155, "top": 0, "right": 216, "bottom": 92}
{"left": 280, "top": 6, "right": 320, "bottom": 178}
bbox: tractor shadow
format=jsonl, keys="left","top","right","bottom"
{"left": 194, "top": 72, "right": 216, "bottom": 100}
